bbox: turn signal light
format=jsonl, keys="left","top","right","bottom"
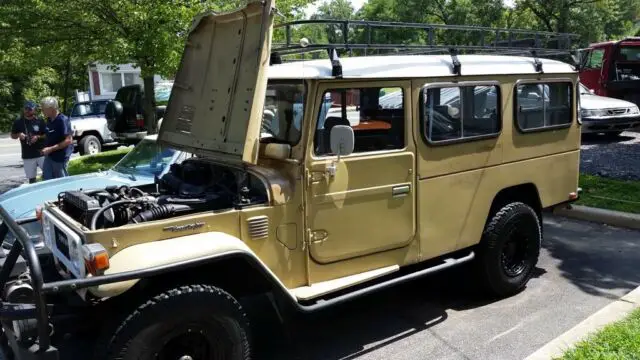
{"left": 569, "top": 192, "right": 578, "bottom": 200}
{"left": 83, "top": 243, "right": 110, "bottom": 276}
{"left": 35, "top": 206, "right": 42, "bottom": 221}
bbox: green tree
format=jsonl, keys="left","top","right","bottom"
{"left": 1, "top": 0, "right": 314, "bottom": 135}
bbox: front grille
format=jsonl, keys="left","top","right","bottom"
{"left": 607, "top": 108, "right": 628, "bottom": 115}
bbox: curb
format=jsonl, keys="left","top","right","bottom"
{"left": 523, "top": 285, "right": 640, "bottom": 360}
{"left": 552, "top": 204, "right": 640, "bottom": 231}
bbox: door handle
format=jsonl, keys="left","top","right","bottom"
{"left": 392, "top": 185, "right": 411, "bottom": 197}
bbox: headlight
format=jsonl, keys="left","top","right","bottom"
{"left": 629, "top": 106, "right": 640, "bottom": 115}
{"left": 580, "top": 109, "right": 608, "bottom": 117}
{"left": 42, "top": 216, "right": 53, "bottom": 249}
{"left": 69, "top": 240, "right": 84, "bottom": 275}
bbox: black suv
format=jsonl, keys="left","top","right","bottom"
{"left": 105, "top": 81, "right": 173, "bottom": 144}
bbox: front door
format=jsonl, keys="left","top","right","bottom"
{"left": 305, "top": 82, "right": 415, "bottom": 264}
{"left": 579, "top": 47, "right": 607, "bottom": 95}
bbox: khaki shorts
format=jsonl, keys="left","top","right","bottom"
{"left": 23, "top": 157, "right": 44, "bottom": 179}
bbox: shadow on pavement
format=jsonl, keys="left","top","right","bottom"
{"left": 253, "top": 263, "right": 545, "bottom": 360}
{"left": 542, "top": 217, "right": 640, "bottom": 300}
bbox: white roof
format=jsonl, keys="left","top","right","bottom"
{"left": 267, "top": 54, "right": 576, "bottom": 79}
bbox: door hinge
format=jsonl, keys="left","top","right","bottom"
{"left": 303, "top": 228, "right": 311, "bottom": 251}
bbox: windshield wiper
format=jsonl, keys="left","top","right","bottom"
{"left": 115, "top": 166, "right": 137, "bottom": 181}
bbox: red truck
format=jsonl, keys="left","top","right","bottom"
{"left": 579, "top": 37, "right": 640, "bottom": 107}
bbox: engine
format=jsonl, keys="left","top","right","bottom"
{"left": 57, "top": 159, "right": 264, "bottom": 230}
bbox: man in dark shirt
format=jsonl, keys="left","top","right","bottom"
{"left": 11, "top": 100, "right": 47, "bottom": 183}
{"left": 40, "top": 97, "right": 74, "bottom": 180}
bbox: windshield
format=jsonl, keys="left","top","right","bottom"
{"left": 71, "top": 101, "right": 109, "bottom": 117}
{"left": 155, "top": 82, "right": 173, "bottom": 105}
{"left": 112, "top": 138, "right": 180, "bottom": 178}
{"left": 260, "top": 81, "right": 306, "bottom": 145}
{"left": 579, "top": 83, "right": 592, "bottom": 94}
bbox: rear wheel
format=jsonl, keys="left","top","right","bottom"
{"left": 477, "top": 202, "right": 541, "bottom": 297}
{"left": 79, "top": 135, "right": 102, "bottom": 155}
{"left": 102, "top": 284, "right": 251, "bottom": 360}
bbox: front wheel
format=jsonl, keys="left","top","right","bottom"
{"left": 477, "top": 202, "right": 541, "bottom": 298}
{"left": 102, "top": 284, "right": 251, "bottom": 360}
{"left": 79, "top": 135, "right": 102, "bottom": 155}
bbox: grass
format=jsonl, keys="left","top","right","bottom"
{"left": 577, "top": 174, "right": 640, "bottom": 214}
{"left": 67, "top": 148, "right": 131, "bottom": 176}
{"left": 555, "top": 308, "right": 640, "bottom": 360}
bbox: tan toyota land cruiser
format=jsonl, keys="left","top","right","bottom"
{"left": 0, "top": 1, "right": 582, "bottom": 359}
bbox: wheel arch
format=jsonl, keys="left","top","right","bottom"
{"left": 88, "top": 232, "right": 296, "bottom": 308}
{"left": 487, "top": 183, "right": 543, "bottom": 227}
{"left": 79, "top": 130, "right": 104, "bottom": 144}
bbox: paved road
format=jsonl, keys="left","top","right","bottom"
{"left": 250, "top": 216, "right": 640, "bottom": 360}
{"left": 0, "top": 134, "right": 79, "bottom": 193}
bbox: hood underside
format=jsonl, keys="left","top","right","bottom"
{"left": 158, "top": 0, "right": 275, "bottom": 165}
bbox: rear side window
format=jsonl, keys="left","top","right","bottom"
{"left": 514, "top": 81, "right": 573, "bottom": 132}
{"left": 421, "top": 83, "right": 501, "bottom": 144}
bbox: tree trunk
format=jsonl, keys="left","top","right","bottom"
{"left": 143, "top": 75, "right": 157, "bottom": 135}
{"left": 62, "top": 59, "right": 71, "bottom": 114}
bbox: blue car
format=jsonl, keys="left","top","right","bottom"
{"left": 0, "top": 135, "right": 189, "bottom": 250}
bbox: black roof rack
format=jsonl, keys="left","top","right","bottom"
{"left": 269, "top": 19, "right": 581, "bottom": 75}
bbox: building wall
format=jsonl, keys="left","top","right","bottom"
{"left": 87, "top": 63, "right": 165, "bottom": 101}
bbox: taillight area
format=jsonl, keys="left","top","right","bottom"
{"left": 136, "top": 114, "right": 145, "bottom": 128}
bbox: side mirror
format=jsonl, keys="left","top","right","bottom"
{"left": 327, "top": 125, "right": 354, "bottom": 177}
{"left": 330, "top": 125, "right": 354, "bottom": 157}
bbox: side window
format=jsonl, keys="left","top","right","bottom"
{"left": 515, "top": 82, "right": 573, "bottom": 132}
{"left": 585, "top": 49, "right": 605, "bottom": 69}
{"left": 313, "top": 87, "right": 405, "bottom": 156}
{"left": 422, "top": 84, "right": 501, "bottom": 143}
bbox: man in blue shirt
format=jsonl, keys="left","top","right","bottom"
{"left": 40, "top": 97, "right": 74, "bottom": 180}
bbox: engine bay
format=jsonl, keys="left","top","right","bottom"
{"left": 56, "top": 159, "right": 268, "bottom": 230}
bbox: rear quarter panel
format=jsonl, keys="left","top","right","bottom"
{"left": 413, "top": 74, "right": 580, "bottom": 260}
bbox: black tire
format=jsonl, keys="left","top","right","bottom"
{"left": 102, "top": 284, "right": 251, "bottom": 360}
{"left": 78, "top": 135, "right": 102, "bottom": 155}
{"left": 477, "top": 202, "right": 541, "bottom": 298}
{"left": 604, "top": 131, "right": 623, "bottom": 138}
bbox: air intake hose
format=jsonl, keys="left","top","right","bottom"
{"left": 129, "top": 204, "right": 193, "bottom": 224}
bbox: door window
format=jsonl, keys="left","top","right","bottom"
{"left": 585, "top": 49, "right": 605, "bottom": 69}
{"left": 313, "top": 87, "right": 405, "bottom": 156}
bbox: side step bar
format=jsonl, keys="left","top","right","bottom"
{"left": 296, "top": 251, "right": 475, "bottom": 313}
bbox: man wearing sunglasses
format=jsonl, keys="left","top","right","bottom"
{"left": 10, "top": 100, "right": 47, "bottom": 184}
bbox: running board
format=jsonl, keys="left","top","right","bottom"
{"left": 290, "top": 265, "right": 399, "bottom": 301}
{"left": 295, "top": 251, "right": 475, "bottom": 313}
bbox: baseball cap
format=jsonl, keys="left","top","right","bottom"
{"left": 24, "top": 100, "right": 37, "bottom": 110}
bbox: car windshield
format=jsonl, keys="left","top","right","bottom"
{"left": 71, "top": 101, "right": 108, "bottom": 117}
{"left": 155, "top": 82, "right": 173, "bottom": 106}
{"left": 112, "top": 138, "right": 179, "bottom": 178}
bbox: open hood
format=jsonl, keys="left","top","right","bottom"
{"left": 158, "top": 0, "right": 275, "bottom": 165}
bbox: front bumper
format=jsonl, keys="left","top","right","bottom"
{"left": 581, "top": 115, "right": 640, "bottom": 133}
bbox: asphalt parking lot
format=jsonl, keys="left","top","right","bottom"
{"left": 252, "top": 216, "right": 640, "bottom": 360}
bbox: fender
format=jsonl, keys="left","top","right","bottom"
{"left": 87, "top": 232, "right": 294, "bottom": 300}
